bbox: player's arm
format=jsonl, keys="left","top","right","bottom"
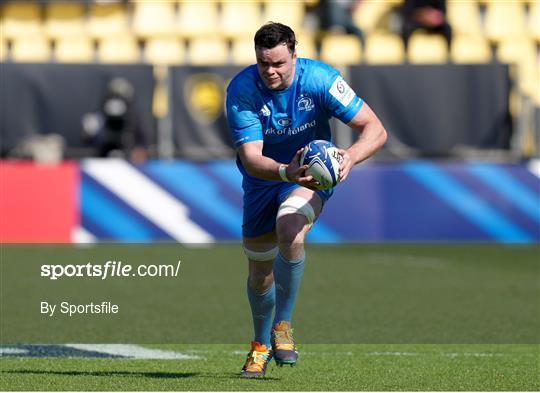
{"left": 338, "top": 103, "right": 387, "bottom": 182}
{"left": 320, "top": 69, "right": 386, "bottom": 182}
{"left": 238, "top": 141, "right": 318, "bottom": 187}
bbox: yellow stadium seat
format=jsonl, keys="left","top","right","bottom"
{"left": 145, "top": 37, "right": 185, "bottom": 65}
{"left": 451, "top": 35, "right": 492, "bottom": 64}
{"left": 497, "top": 37, "right": 536, "bottom": 67}
{"left": 484, "top": 2, "right": 527, "bottom": 42}
{"left": 98, "top": 35, "right": 140, "bottom": 64}
{"left": 529, "top": 1, "right": 540, "bottom": 42}
{"left": 188, "top": 36, "right": 229, "bottom": 65}
{"left": 220, "top": 1, "right": 262, "bottom": 39}
{"left": 447, "top": 0, "right": 482, "bottom": 36}
{"left": 497, "top": 37, "right": 537, "bottom": 97}
{"left": 320, "top": 34, "right": 362, "bottom": 65}
{"left": 365, "top": 33, "right": 405, "bottom": 64}
{"left": 87, "top": 2, "right": 129, "bottom": 39}
{"left": 231, "top": 37, "right": 254, "bottom": 65}
{"left": 481, "top": 0, "right": 529, "bottom": 5}
{"left": 44, "top": 2, "right": 87, "bottom": 39}
{"left": 55, "top": 36, "right": 94, "bottom": 63}
{"left": 408, "top": 32, "right": 448, "bottom": 63}
{"left": 353, "top": 1, "right": 395, "bottom": 33}
{"left": 296, "top": 33, "right": 318, "bottom": 59}
{"left": 11, "top": 36, "right": 51, "bottom": 62}
{"left": 176, "top": 1, "right": 219, "bottom": 37}
{"left": 132, "top": 1, "right": 177, "bottom": 38}
{"left": 262, "top": 2, "right": 305, "bottom": 32}
{"left": 2, "top": 2, "right": 43, "bottom": 39}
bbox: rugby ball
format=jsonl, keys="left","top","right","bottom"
{"left": 300, "top": 140, "right": 342, "bottom": 190}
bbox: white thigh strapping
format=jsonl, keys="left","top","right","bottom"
{"left": 276, "top": 195, "right": 316, "bottom": 224}
{"left": 243, "top": 246, "right": 279, "bottom": 262}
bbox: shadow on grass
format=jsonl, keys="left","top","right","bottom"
{"left": 3, "top": 370, "right": 281, "bottom": 381}
{"left": 2, "top": 370, "right": 198, "bottom": 379}
{"left": 220, "top": 372, "right": 280, "bottom": 381}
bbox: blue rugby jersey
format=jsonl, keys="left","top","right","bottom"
{"left": 226, "top": 58, "right": 363, "bottom": 187}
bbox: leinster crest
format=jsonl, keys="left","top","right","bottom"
{"left": 297, "top": 94, "right": 314, "bottom": 112}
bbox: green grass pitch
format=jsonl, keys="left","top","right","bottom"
{"left": 1, "top": 244, "right": 538, "bottom": 390}
{"left": 1, "top": 344, "right": 538, "bottom": 390}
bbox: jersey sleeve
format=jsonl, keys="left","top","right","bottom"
{"left": 319, "top": 67, "right": 364, "bottom": 124}
{"left": 226, "top": 83, "right": 263, "bottom": 147}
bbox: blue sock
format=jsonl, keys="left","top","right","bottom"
{"left": 247, "top": 281, "right": 275, "bottom": 347}
{"left": 273, "top": 252, "right": 305, "bottom": 325}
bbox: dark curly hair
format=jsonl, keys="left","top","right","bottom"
{"left": 254, "top": 22, "right": 297, "bottom": 53}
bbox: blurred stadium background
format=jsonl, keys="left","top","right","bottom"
{"left": 0, "top": 0, "right": 539, "bottom": 243}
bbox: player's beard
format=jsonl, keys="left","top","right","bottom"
{"left": 265, "top": 67, "right": 295, "bottom": 91}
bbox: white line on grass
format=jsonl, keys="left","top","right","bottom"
{"left": 0, "top": 348, "right": 30, "bottom": 355}
{"left": 442, "top": 352, "right": 505, "bottom": 358}
{"left": 64, "top": 344, "right": 203, "bottom": 360}
{"left": 121, "top": 348, "right": 526, "bottom": 359}
{"left": 366, "top": 253, "right": 449, "bottom": 269}
{"left": 230, "top": 350, "right": 355, "bottom": 356}
{"left": 366, "top": 351, "right": 417, "bottom": 356}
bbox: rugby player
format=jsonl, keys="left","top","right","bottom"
{"left": 226, "top": 22, "right": 387, "bottom": 378}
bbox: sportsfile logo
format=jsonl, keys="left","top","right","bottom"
{"left": 41, "top": 260, "right": 182, "bottom": 280}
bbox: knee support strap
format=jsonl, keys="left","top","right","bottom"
{"left": 243, "top": 246, "right": 279, "bottom": 262}
{"left": 276, "top": 196, "right": 316, "bottom": 224}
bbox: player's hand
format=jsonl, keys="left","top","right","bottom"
{"left": 286, "top": 148, "right": 321, "bottom": 190}
{"left": 338, "top": 149, "right": 353, "bottom": 182}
